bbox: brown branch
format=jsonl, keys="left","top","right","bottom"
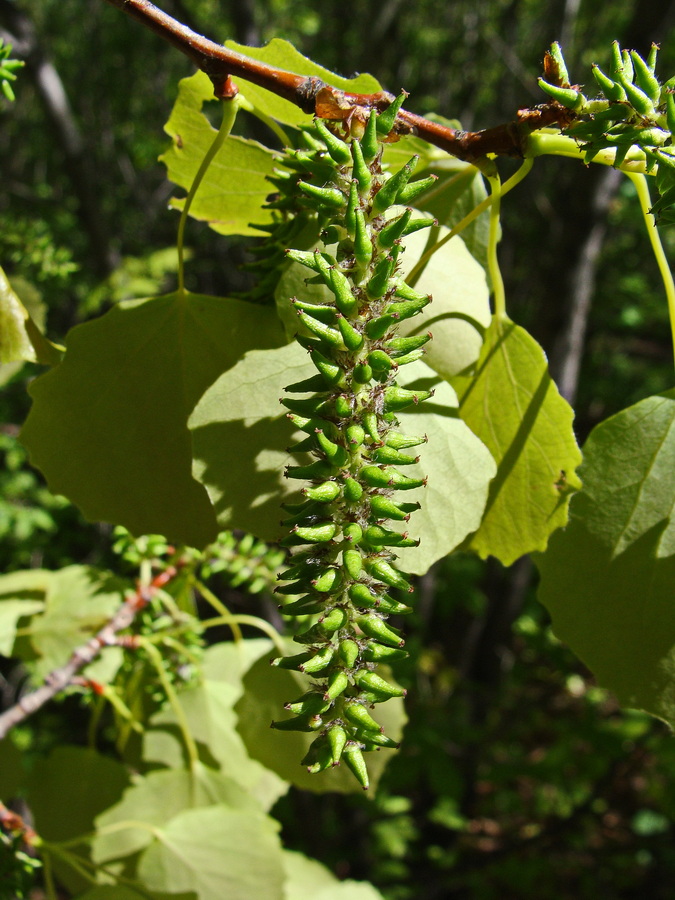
{"left": 0, "top": 567, "right": 177, "bottom": 741}
{"left": 102, "top": 0, "right": 573, "bottom": 162}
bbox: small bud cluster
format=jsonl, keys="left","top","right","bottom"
{"left": 269, "top": 102, "right": 436, "bottom": 788}
{"left": 539, "top": 42, "right": 675, "bottom": 222}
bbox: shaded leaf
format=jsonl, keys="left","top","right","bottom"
{"left": 235, "top": 644, "right": 406, "bottom": 794}
{"left": 20, "top": 292, "right": 284, "bottom": 547}
{"left": 160, "top": 72, "right": 278, "bottom": 236}
{"left": 138, "top": 805, "right": 285, "bottom": 900}
{"left": 537, "top": 390, "right": 675, "bottom": 726}
{"left": 283, "top": 850, "right": 384, "bottom": 900}
{"left": 452, "top": 314, "right": 581, "bottom": 565}
{"left": 225, "top": 38, "right": 381, "bottom": 127}
{"left": 25, "top": 746, "right": 130, "bottom": 843}
{"left": 0, "top": 737, "right": 23, "bottom": 799}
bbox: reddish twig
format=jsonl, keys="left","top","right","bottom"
{"left": 101, "top": 0, "right": 574, "bottom": 162}
{"left": 0, "top": 801, "right": 38, "bottom": 847}
{"left": 0, "top": 566, "right": 178, "bottom": 741}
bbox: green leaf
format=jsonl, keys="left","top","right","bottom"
{"left": 0, "top": 566, "right": 122, "bottom": 678}
{"left": 283, "top": 850, "right": 385, "bottom": 900}
{"left": 399, "top": 227, "right": 491, "bottom": 379}
{"left": 137, "top": 805, "right": 285, "bottom": 900}
{"left": 0, "top": 265, "right": 62, "bottom": 366}
{"left": 189, "top": 341, "right": 307, "bottom": 539}
{"left": 20, "top": 292, "right": 285, "bottom": 547}
{"left": 25, "top": 747, "right": 130, "bottom": 843}
{"left": 393, "top": 364, "right": 496, "bottom": 575}
{"left": 235, "top": 645, "right": 406, "bottom": 794}
{"left": 537, "top": 390, "right": 675, "bottom": 726}
{"left": 0, "top": 597, "right": 44, "bottom": 655}
{"left": 144, "top": 676, "right": 288, "bottom": 812}
{"left": 274, "top": 227, "right": 491, "bottom": 379}
{"left": 93, "top": 766, "right": 258, "bottom": 864}
{"left": 76, "top": 889, "right": 196, "bottom": 900}
{"left": 225, "top": 38, "right": 381, "bottom": 127}
{"left": 414, "top": 155, "right": 491, "bottom": 272}
{"left": 0, "top": 737, "right": 24, "bottom": 799}
{"left": 160, "top": 71, "right": 278, "bottom": 236}
{"left": 190, "top": 348, "right": 495, "bottom": 570}
{"left": 451, "top": 314, "right": 582, "bottom": 565}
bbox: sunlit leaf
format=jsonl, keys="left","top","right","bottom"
{"left": 21, "top": 292, "right": 285, "bottom": 547}
{"left": 161, "top": 71, "right": 278, "bottom": 235}
{"left": 144, "top": 675, "right": 288, "bottom": 812}
{"left": 93, "top": 766, "right": 258, "bottom": 864}
{"left": 398, "top": 226, "right": 491, "bottom": 379}
{"left": 452, "top": 314, "right": 582, "bottom": 565}
{"left": 0, "top": 265, "right": 62, "bottom": 366}
{"left": 537, "top": 390, "right": 675, "bottom": 727}
{"left": 226, "top": 38, "right": 381, "bottom": 127}
{"left": 138, "top": 805, "right": 285, "bottom": 900}
{"left": 283, "top": 850, "right": 385, "bottom": 900}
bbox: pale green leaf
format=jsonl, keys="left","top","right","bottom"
{"left": 138, "top": 805, "right": 285, "bottom": 900}
{"left": 398, "top": 227, "right": 491, "bottom": 379}
{"left": 0, "top": 566, "right": 123, "bottom": 678}
{"left": 20, "top": 292, "right": 285, "bottom": 547}
{"left": 413, "top": 156, "right": 491, "bottom": 272}
{"left": 283, "top": 850, "right": 385, "bottom": 900}
{"left": 235, "top": 643, "right": 406, "bottom": 794}
{"left": 76, "top": 889, "right": 196, "bottom": 900}
{"left": 537, "top": 390, "right": 675, "bottom": 727}
{"left": 452, "top": 314, "right": 582, "bottom": 565}
{"left": 160, "top": 71, "right": 277, "bottom": 235}
{"left": 0, "top": 599, "right": 44, "bottom": 655}
{"left": 0, "top": 265, "right": 62, "bottom": 366}
{"left": 225, "top": 38, "right": 381, "bottom": 127}
{"left": 93, "top": 766, "right": 258, "bottom": 864}
{"left": 189, "top": 348, "right": 495, "bottom": 571}
{"left": 144, "top": 678, "right": 288, "bottom": 811}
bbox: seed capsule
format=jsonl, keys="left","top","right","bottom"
{"left": 356, "top": 614, "right": 405, "bottom": 647}
{"left": 344, "top": 700, "right": 383, "bottom": 733}
{"left": 375, "top": 90, "right": 408, "bottom": 136}
{"left": 327, "top": 724, "right": 348, "bottom": 764}
{"left": 354, "top": 670, "right": 407, "bottom": 698}
{"left": 343, "top": 745, "right": 370, "bottom": 789}
{"left": 343, "top": 547, "right": 363, "bottom": 579}
{"left": 365, "top": 558, "right": 412, "bottom": 591}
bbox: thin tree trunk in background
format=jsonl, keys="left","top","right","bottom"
{"left": 0, "top": 0, "right": 118, "bottom": 278}
{"left": 549, "top": 167, "right": 622, "bottom": 404}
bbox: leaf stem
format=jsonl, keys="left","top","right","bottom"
{"left": 177, "top": 96, "right": 241, "bottom": 294}
{"left": 406, "top": 159, "right": 532, "bottom": 286}
{"left": 200, "top": 613, "right": 285, "bottom": 654}
{"left": 627, "top": 172, "right": 675, "bottom": 369}
{"left": 194, "top": 578, "right": 244, "bottom": 641}
{"left": 486, "top": 173, "right": 506, "bottom": 317}
{"left": 137, "top": 637, "right": 200, "bottom": 770}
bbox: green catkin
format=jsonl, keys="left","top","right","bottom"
{"left": 270, "top": 104, "right": 435, "bottom": 787}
